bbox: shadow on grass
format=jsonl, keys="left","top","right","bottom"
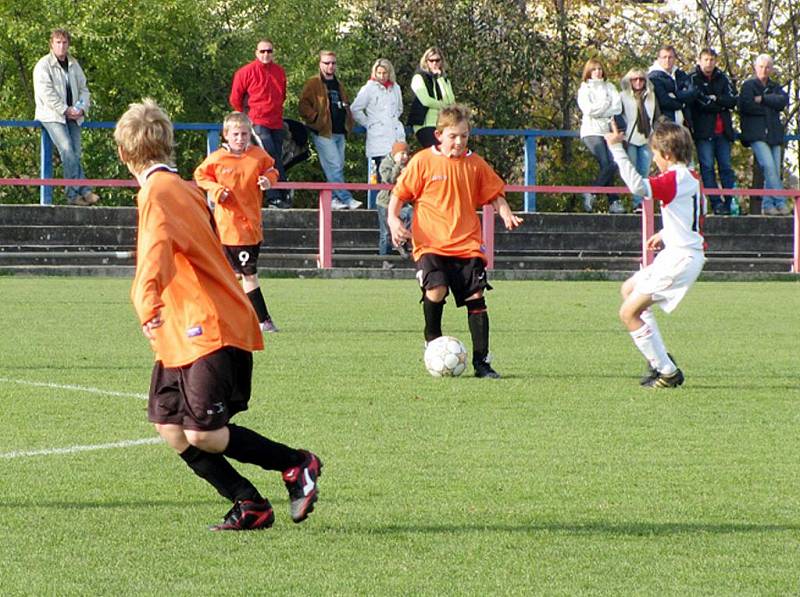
{"left": 329, "top": 520, "right": 800, "bottom": 537}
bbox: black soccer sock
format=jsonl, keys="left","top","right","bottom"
{"left": 224, "top": 424, "right": 302, "bottom": 472}
{"left": 422, "top": 296, "right": 445, "bottom": 342}
{"left": 465, "top": 297, "right": 489, "bottom": 363}
{"left": 246, "top": 288, "right": 271, "bottom": 323}
{"left": 179, "top": 445, "right": 261, "bottom": 503}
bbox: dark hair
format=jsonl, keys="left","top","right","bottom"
{"left": 698, "top": 48, "right": 717, "bottom": 59}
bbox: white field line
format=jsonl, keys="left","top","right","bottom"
{"left": 0, "top": 377, "right": 147, "bottom": 400}
{"left": 1, "top": 437, "right": 162, "bottom": 459}
{"left": 0, "top": 377, "right": 157, "bottom": 459}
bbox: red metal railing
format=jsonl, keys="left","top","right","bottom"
{"left": 1, "top": 178, "right": 798, "bottom": 273}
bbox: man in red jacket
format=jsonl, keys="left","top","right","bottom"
{"left": 230, "top": 39, "right": 290, "bottom": 208}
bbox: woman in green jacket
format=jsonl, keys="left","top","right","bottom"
{"left": 407, "top": 47, "right": 455, "bottom": 147}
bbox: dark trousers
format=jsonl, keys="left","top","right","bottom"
{"left": 582, "top": 135, "right": 619, "bottom": 202}
{"left": 254, "top": 125, "right": 288, "bottom": 206}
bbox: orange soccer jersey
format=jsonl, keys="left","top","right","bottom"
{"left": 194, "top": 145, "right": 279, "bottom": 246}
{"left": 131, "top": 166, "right": 264, "bottom": 368}
{"left": 392, "top": 147, "right": 505, "bottom": 262}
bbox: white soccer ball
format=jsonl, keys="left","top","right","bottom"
{"left": 424, "top": 336, "right": 468, "bottom": 378}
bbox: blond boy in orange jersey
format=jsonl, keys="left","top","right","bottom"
{"left": 115, "top": 99, "right": 321, "bottom": 531}
{"left": 194, "top": 111, "right": 280, "bottom": 332}
{"left": 388, "top": 104, "right": 522, "bottom": 378}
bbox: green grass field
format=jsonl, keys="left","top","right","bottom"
{"left": 1, "top": 277, "right": 798, "bottom": 595}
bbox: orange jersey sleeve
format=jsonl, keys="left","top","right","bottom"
{"left": 132, "top": 169, "right": 263, "bottom": 367}
{"left": 392, "top": 148, "right": 505, "bottom": 262}
{"left": 193, "top": 145, "right": 277, "bottom": 245}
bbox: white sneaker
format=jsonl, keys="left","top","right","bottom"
{"left": 347, "top": 199, "right": 363, "bottom": 210}
{"left": 331, "top": 198, "right": 349, "bottom": 210}
{"left": 609, "top": 200, "right": 626, "bottom": 214}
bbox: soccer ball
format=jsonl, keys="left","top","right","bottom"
{"left": 424, "top": 336, "right": 468, "bottom": 377}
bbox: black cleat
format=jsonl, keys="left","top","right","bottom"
{"left": 282, "top": 450, "right": 322, "bottom": 523}
{"left": 473, "top": 359, "right": 500, "bottom": 379}
{"left": 210, "top": 498, "right": 274, "bottom": 531}
{"left": 640, "top": 353, "right": 676, "bottom": 386}
{"left": 642, "top": 368, "right": 684, "bottom": 389}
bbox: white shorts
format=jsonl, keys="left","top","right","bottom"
{"left": 632, "top": 249, "right": 705, "bottom": 313}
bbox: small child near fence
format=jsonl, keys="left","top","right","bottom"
{"left": 376, "top": 141, "right": 413, "bottom": 269}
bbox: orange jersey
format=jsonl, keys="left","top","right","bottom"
{"left": 193, "top": 145, "right": 279, "bottom": 245}
{"left": 131, "top": 166, "right": 264, "bottom": 368}
{"left": 392, "top": 147, "right": 505, "bottom": 262}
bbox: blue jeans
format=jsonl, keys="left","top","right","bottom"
{"left": 253, "top": 125, "right": 288, "bottom": 205}
{"left": 41, "top": 120, "right": 89, "bottom": 201}
{"left": 626, "top": 143, "right": 652, "bottom": 208}
{"left": 582, "top": 136, "right": 619, "bottom": 202}
{"left": 377, "top": 203, "right": 413, "bottom": 255}
{"left": 750, "top": 141, "right": 785, "bottom": 210}
{"left": 311, "top": 132, "right": 353, "bottom": 204}
{"left": 696, "top": 136, "right": 735, "bottom": 210}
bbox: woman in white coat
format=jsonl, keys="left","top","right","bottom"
{"left": 577, "top": 57, "right": 623, "bottom": 213}
{"left": 619, "top": 68, "right": 659, "bottom": 213}
{"left": 350, "top": 58, "right": 406, "bottom": 183}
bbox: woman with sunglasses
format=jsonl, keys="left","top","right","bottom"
{"left": 620, "top": 68, "right": 660, "bottom": 213}
{"left": 407, "top": 47, "right": 455, "bottom": 147}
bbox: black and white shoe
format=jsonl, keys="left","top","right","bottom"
{"left": 641, "top": 368, "right": 684, "bottom": 389}
{"left": 282, "top": 450, "right": 323, "bottom": 523}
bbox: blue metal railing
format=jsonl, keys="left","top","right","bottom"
{"left": 1, "top": 119, "right": 797, "bottom": 211}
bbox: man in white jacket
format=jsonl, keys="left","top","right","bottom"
{"left": 33, "top": 29, "right": 99, "bottom": 206}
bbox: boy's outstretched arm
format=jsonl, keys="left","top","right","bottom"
{"left": 605, "top": 121, "right": 650, "bottom": 198}
{"left": 387, "top": 193, "right": 412, "bottom": 247}
{"left": 490, "top": 196, "right": 523, "bottom": 230}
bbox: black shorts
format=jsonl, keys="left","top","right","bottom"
{"left": 223, "top": 244, "right": 260, "bottom": 276}
{"left": 147, "top": 346, "right": 253, "bottom": 431}
{"left": 415, "top": 253, "right": 492, "bottom": 307}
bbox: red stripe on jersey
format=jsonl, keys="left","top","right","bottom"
{"left": 648, "top": 169, "right": 678, "bottom": 206}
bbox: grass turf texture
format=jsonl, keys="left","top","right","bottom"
{"left": 0, "top": 277, "right": 798, "bottom": 595}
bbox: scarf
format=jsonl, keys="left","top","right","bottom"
{"left": 371, "top": 78, "right": 394, "bottom": 89}
{"left": 635, "top": 92, "right": 651, "bottom": 138}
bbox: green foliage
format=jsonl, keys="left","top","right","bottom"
{"left": 1, "top": 277, "right": 800, "bottom": 594}
{"left": 0, "top": 0, "right": 797, "bottom": 208}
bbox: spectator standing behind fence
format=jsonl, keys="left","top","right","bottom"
{"left": 689, "top": 48, "right": 738, "bottom": 216}
{"left": 229, "top": 39, "right": 290, "bottom": 209}
{"left": 299, "top": 50, "right": 361, "bottom": 210}
{"left": 33, "top": 28, "right": 99, "bottom": 207}
{"left": 350, "top": 58, "right": 406, "bottom": 187}
{"left": 407, "top": 47, "right": 455, "bottom": 148}
{"left": 739, "top": 54, "right": 791, "bottom": 216}
{"left": 619, "top": 68, "right": 659, "bottom": 214}
{"left": 648, "top": 45, "right": 696, "bottom": 128}
{"left": 577, "top": 57, "right": 624, "bottom": 214}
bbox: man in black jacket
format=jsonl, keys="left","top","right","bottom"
{"left": 689, "top": 48, "right": 737, "bottom": 215}
{"left": 648, "top": 45, "right": 696, "bottom": 129}
{"left": 739, "top": 54, "right": 791, "bottom": 216}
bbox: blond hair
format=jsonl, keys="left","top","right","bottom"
{"left": 649, "top": 121, "right": 694, "bottom": 164}
{"left": 436, "top": 104, "right": 471, "bottom": 133}
{"left": 114, "top": 99, "right": 174, "bottom": 173}
{"left": 371, "top": 58, "right": 397, "bottom": 83}
{"left": 222, "top": 111, "right": 252, "bottom": 134}
{"left": 419, "top": 47, "right": 448, "bottom": 73}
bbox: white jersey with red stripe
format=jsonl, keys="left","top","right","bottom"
{"left": 646, "top": 166, "right": 706, "bottom": 252}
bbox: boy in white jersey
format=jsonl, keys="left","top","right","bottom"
{"left": 605, "top": 120, "right": 707, "bottom": 388}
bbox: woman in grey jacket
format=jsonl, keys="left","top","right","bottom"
{"left": 620, "top": 68, "right": 659, "bottom": 213}
{"left": 350, "top": 58, "right": 406, "bottom": 186}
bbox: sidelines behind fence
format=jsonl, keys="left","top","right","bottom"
{"left": 0, "top": 177, "right": 798, "bottom": 273}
